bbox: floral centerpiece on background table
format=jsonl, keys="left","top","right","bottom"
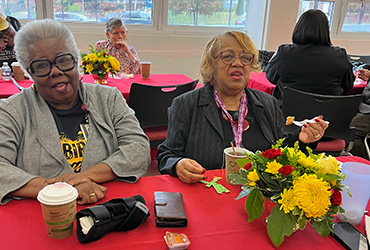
{"left": 80, "top": 45, "right": 120, "bottom": 84}
{"left": 228, "top": 139, "right": 348, "bottom": 248}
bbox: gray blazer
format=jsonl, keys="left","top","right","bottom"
{"left": 157, "top": 84, "right": 300, "bottom": 175}
{"left": 0, "top": 82, "right": 150, "bottom": 204}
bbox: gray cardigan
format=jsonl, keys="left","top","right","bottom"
{"left": 0, "top": 82, "right": 151, "bottom": 204}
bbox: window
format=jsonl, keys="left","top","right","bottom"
{"left": 49, "top": 0, "right": 153, "bottom": 24}
{"left": 298, "top": 0, "right": 335, "bottom": 27}
{"left": 0, "top": 0, "right": 36, "bottom": 20}
{"left": 168, "top": 0, "right": 247, "bottom": 27}
{"left": 341, "top": 1, "right": 370, "bottom": 33}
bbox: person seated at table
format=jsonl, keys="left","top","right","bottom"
{"left": 95, "top": 17, "right": 141, "bottom": 75}
{"left": 265, "top": 9, "right": 355, "bottom": 108}
{"left": 156, "top": 31, "right": 329, "bottom": 184}
{"left": 0, "top": 12, "right": 21, "bottom": 69}
{"left": 350, "top": 68, "right": 370, "bottom": 159}
{"left": 0, "top": 19, "right": 151, "bottom": 205}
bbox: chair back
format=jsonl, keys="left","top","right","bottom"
{"left": 282, "top": 87, "right": 363, "bottom": 142}
{"left": 128, "top": 80, "right": 198, "bottom": 128}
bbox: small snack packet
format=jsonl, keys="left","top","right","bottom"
{"left": 164, "top": 231, "right": 191, "bottom": 250}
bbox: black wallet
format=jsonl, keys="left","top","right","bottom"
{"left": 154, "top": 191, "right": 188, "bottom": 227}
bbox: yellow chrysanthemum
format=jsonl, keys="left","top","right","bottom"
{"left": 278, "top": 188, "right": 297, "bottom": 214}
{"left": 86, "top": 64, "right": 94, "bottom": 73}
{"left": 247, "top": 169, "right": 260, "bottom": 186}
{"left": 103, "top": 62, "right": 109, "bottom": 69}
{"left": 265, "top": 160, "right": 282, "bottom": 174}
{"left": 88, "top": 53, "right": 97, "bottom": 61}
{"left": 316, "top": 155, "right": 340, "bottom": 175}
{"left": 108, "top": 56, "right": 120, "bottom": 71}
{"left": 83, "top": 55, "right": 89, "bottom": 61}
{"left": 298, "top": 155, "right": 320, "bottom": 170}
{"left": 293, "top": 174, "right": 331, "bottom": 218}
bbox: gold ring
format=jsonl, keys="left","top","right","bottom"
{"left": 315, "top": 134, "right": 320, "bottom": 139}
{"left": 89, "top": 192, "right": 96, "bottom": 197}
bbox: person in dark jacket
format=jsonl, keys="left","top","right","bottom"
{"left": 265, "top": 9, "right": 355, "bottom": 108}
{"left": 156, "top": 31, "right": 329, "bottom": 184}
{"left": 350, "top": 68, "right": 370, "bottom": 158}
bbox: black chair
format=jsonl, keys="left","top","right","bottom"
{"left": 282, "top": 87, "right": 363, "bottom": 156}
{"left": 128, "top": 80, "right": 198, "bottom": 148}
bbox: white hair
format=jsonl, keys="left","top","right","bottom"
{"left": 14, "top": 19, "right": 80, "bottom": 71}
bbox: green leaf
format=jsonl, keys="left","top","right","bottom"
{"left": 267, "top": 206, "right": 295, "bottom": 248}
{"left": 311, "top": 215, "right": 333, "bottom": 238}
{"left": 245, "top": 188, "right": 264, "bottom": 222}
{"left": 235, "top": 188, "right": 250, "bottom": 200}
{"left": 228, "top": 173, "right": 248, "bottom": 185}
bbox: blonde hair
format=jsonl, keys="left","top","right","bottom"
{"left": 200, "top": 31, "right": 261, "bottom": 84}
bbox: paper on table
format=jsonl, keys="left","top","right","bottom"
{"left": 366, "top": 215, "right": 370, "bottom": 245}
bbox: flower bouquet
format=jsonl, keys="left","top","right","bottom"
{"left": 228, "top": 139, "right": 348, "bottom": 248}
{"left": 80, "top": 45, "right": 120, "bottom": 83}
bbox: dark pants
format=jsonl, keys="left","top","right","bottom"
{"left": 350, "top": 112, "right": 370, "bottom": 159}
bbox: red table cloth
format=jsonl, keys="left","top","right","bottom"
{"left": 247, "top": 72, "right": 367, "bottom": 95}
{"left": 0, "top": 74, "right": 199, "bottom": 100}
{"left": 1, "top": 155, "right": 369, "bottom": 250}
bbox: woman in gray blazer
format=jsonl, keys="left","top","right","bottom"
{"left": 0, "top": 19, "right": 150, "bottom": 205}
{"left": 157, "top": 31, "right": 328, "bottom": 184}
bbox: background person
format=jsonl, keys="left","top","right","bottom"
{"left": 156, "top": 31, "right": 328, "bottom": 184}
{"left": 265, "top": 9, "right": 355, "bottom": 108}
{"left": 0, "top": 19, "right": 150, "bottom": 205}
{"left": 350, "top": 68, "right": 370, "bottom": 158}
{"left": 95, "top": 17, "right": 141, "bottom": 74}
{"left": 0, "top": 12, "right": 21, "bottom": 69}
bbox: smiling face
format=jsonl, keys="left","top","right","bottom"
{"left": 0, "top": 24, "right": 16, "bottom": 47}
{"left": 212, "top": 34, "right": 252, "bottom": 98}
{"left": 106, "top": 25, "right": 128, "bottom": 48}
{"left": 28, "top": 38, "right": 80, "bottom": 110}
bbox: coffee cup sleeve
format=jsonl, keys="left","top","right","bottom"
{"left": 76, "top": 195, "right": 150, "bottom": 244}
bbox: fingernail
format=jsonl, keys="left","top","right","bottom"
{"left": 314, "top": 118, "right": 320, "bottom": 123}
{"left": 203, "top": 176, "right": 208, "bottom": 180}
{"left": 303, "top": 124, "right": 308, "bottom": 128}
{"left": 201, "top": 169, "right": 206, "bottom": 174}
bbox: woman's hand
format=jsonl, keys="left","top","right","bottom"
{"left": 74, "top": 181, "right": 107, "bottom": 205}
{"left": 175, "top": 158, "right": 206, "bottom": 184}
{"left": 46, "top": 172, "right": 92, "bottom": 187}
{"left": 0, "top": 38, "right": 7, "bottom": 51}
{"left": 358, "top": 69, "right": 370, "bottom": 82}
{"left": 115, "top": 39, "right": 130, "bottom": 53}
{"left": 298, "top": 115, "right": 329, "bottom": 143}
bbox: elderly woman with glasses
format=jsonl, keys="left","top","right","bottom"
{"left": 156, "top": 31, "right": 329, "bottom": 184}
{"left": 95, "top": 17, "right": 140, "bottom": 74}
{"left": 0, "top": 19, "right": 150, "bottom": 205}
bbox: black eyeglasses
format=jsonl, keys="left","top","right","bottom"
{"left": 28, "top": 53, "right": 76, "bottom": 77}
{"left": 215, "top": 50, "right": 254, "bottom": 66}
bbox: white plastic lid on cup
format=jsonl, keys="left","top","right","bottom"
{"left": 37, "top": 182, "right": 78, "bottom": 206}
{"left": 11, "top": 62, "right": 20, "bottom": 67}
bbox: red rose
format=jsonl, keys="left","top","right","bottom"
{"left": 261, "top": 148, "right": 283, "bottom": 159}
{"left": 82, "top": 61, "right": 87, "bottom": 66}
{"left": 244, "top": 162, "right": 252, "bottom": 170}
{"left": 99, "top": 65, "right": 104, "bottom": 69}
{"left": 278, "top": 165, "right": 294, "bottom": 176}
{"left": 331, "top": 189, "right": 342, "bottom": 206}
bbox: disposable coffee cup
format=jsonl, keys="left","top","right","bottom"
{"left": 37, "top": 182, "right": 78, "bottom": 239}
{"left": 11, "top": 62, "right": 25, "bottom": 81}
{"left": 223, "top": 147, "right": 249, "bottom": 184}
{"left": 140, "top": 62, "right": 151, "bottom": 79}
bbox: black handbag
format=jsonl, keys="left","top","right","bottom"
{"left": 76, "top": 195, "right": 150, "bottom": 243}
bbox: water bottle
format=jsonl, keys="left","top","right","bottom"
{"left": 2, "top": 62, "right": 11, "bottom": 81}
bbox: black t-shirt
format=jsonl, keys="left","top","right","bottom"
{"left": 220, "top": 104, "right": 271, "bottom": 152}
{"left": 48, "top": 98, "right": 86, "bottom": 172}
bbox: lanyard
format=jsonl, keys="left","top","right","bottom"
{"left": 214, "top": 89, "right": 248, "bottom": 147}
